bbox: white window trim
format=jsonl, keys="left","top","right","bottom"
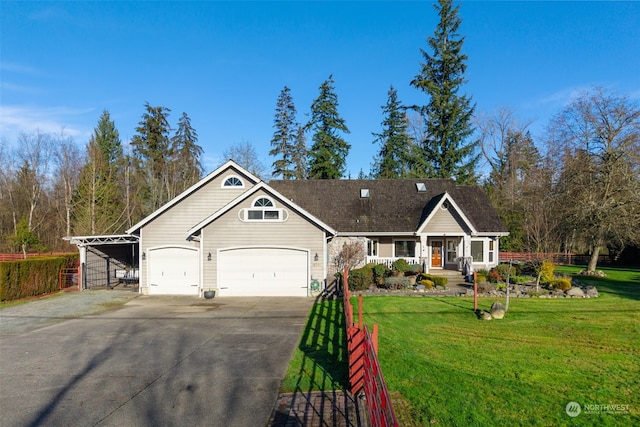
{"left": 239, "top": 208, "right": 288, "bottom": 222}
{"left": 470, "top": 239, "right": 486, "bottom": 263}
{"left": 367, "top": 239, "right": 379, "bottom": 257}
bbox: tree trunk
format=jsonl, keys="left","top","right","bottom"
{"left": 587, "top": 245, "right": 601, "bottom": 272}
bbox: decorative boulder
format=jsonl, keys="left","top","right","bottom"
{"left": 475, "top": 309, "right": 492, "bottom": 320}
{"left": 585, "top": 286, "right": 600, "bottom": 298}
{"left": 490, "top": 302, "right": 505, "bottom": 319}
{"left": 566, "top": 287, "right": 585, "bottom": 298}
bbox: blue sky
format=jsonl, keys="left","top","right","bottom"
{"left": 1, "top": 1, "right": 639, "bottom": 177}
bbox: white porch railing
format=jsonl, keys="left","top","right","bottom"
{"left": 366, "top": 256, "right": 421, "bottom": 268}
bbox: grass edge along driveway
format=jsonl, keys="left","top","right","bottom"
{"left": 282, "top": 266, "right": 639, "bottom": 426}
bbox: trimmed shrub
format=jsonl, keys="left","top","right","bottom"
{"left": 549, "top": 278, "right": 572, "bottom": 291}
{"left": 475, "top": 269, "right": 489, "bottom": 283}
{"left": 0, "top": 254, "right": 78, "bottom": 301}
{"left": 496, "top": 263, "right": 517, "bottom": 281}
{"left": 538, "top": 260, "right": 555, "bottom": 285}
{"left": 372, "top": 263, "right": 390, "bottom": 285}
{"left": 511, "top": 275, "right": 534, "bottom": 285}
{"left": 348, "top": 264, "right": 374, "bottom": 291}
{"left": 406, "top": 263, "right": 423, "bottom": 276}
{"left": 418, "top": 279, "right": 435, "bottom": 289}
{"left": 419, "top": 274, "right": 448, "bottom": 287}
{"left": 384, "top": 276, "right": 411, "bottom": 290}
{"left": 391, "top": 258, "right": 411, "bottom": 275}
{"left": 487, "top": 269, "right": 502, "bottom": 283}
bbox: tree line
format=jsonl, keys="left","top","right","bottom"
{"left": 1, "top": 0, "right": 638, "bottom": 271}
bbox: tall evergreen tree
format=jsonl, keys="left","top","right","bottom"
{"left": 306, "top": 75, "right": 351, "bottom": 179}
{"left": 411, "top": 0, "right": 478, "bottom": 183}
{"left": 292, "top": 127, "right": 307, "bottom": 179}
{"left": 73, "top": 110, "right": 126, "bottom": 234}
{"left": 170, "top": 112, "right": 203, "bottom": 196}
{"left": 270, "top": 86, "right": 304, "bottom": 179}
{"left": 130, "top": 103, "right": 172, "bottom": 214}
{"left": 372, "top": 86, "right": 414, "bottom": 178}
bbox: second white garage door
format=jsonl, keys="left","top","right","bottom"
{"left": 218, "top": 248, "right": 308, "bottom": 296}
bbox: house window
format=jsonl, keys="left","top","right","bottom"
{"left": 446, "top": 240, "right": 457, "bottom": 263}
{"left": 394, "top": 240, "right": 416, "bottom": 258}
{"left": 367, "top": 239, "right": 378, "bottom": 257}
{"left": 242, "top": 196, "right": 285, "bottom": 221}
{"left": 471, "top": 240, "right": 484, "bottom": 263}
{"left": 223, "top": 176, "right": 243, "bottom": 188}
{"left": 489, "top": 240, "right": 495, "bottom": 263}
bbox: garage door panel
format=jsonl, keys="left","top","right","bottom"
{"left": 149, "top": 247, "right": 199, "bottom": 295}
{"left": 219, "top": 248, "right": 308, "bottom": 297}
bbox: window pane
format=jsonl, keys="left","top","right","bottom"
{"left": 247, "top": 210, "right": 263, "bottom": 220}
{"left": 224, "top": 177, "right": 242, "bottom": 187}
{"left": 368, "top": 240, "right": 378, "bottom": 257}
{"left": 395, "top": 241, "right": 416, "bottom": 257}
{"left": 471, "top": 241, "right": 484, "bottom": 262}
{"left": 264, "top": 210, "right": 279, "bottom": 220}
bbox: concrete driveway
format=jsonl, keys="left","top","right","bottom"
{"left": 0, "top": 292, "right": 314, "bottom": 427}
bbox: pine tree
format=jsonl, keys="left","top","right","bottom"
{"left": 306, "top": 75, "right": 351, "bottom": 179}
{"left": 411, "top": 0, "right": 478, "bottom": 183}
{"left": 73, "top": 110, "right": 126, "bottom": 234}
{"left": 372, "top": 86, "right": 414, "bottom": 178}
{"left": 270, "top": 86, "right": 304, "bottom": 179}
{"left": 130, "top": 103, "right": 172, "bottom": 214}
{"left": 170, "top": 112, "right": 203, "bottom": 196}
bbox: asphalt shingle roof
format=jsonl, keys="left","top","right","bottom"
{"left": 269, "top": 179, "right": 508, "bottom": 234}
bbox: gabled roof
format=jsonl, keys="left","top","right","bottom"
{"left": 186, "top": 182, "right": 337, "bottom": 237}
{"left": 416, "top": 192, "right": 477, "bottom": 235}
{"left": 269, "top": 179, "right": 508, "bottom": 235}
{"left": 126, "top": 160, "right": 260, "bottom": 234}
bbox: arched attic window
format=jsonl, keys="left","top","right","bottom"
{"left": 222, "top": 175, "right": 244, "bottom": 188}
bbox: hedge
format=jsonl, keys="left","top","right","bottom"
{"left": 0, "top": 254, "right": 78, "bottom": 302}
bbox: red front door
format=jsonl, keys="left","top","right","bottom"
{"left": 431, "top": 241, "right": 443, "bottom": 267}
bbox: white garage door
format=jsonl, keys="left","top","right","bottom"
{"left": 148, "top": 247, "right": 199, "bottom": 295}
{"left": 218, "top": 248, "right": 308, "bottom": 296}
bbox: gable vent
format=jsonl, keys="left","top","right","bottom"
{"left": 360, "top": 188, "right": 370, "bottom": 198}
{"left": 416, "top": 182, "right": 427, "bottom": 192}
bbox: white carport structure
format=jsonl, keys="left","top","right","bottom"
{"left": 64, "top": 234, "right": 140, "bottom": 290}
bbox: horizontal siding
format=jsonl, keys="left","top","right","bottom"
{"left": 202, "top": 192, "right": 325, "bottom": 289}
{"left": 139, "top": 169, "right": 254, "bottom": 289}
{"left": 424, "top": 207, "right": 468, "bottom": 234}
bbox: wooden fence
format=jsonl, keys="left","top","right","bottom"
{"left": 0, "top": 252, "right": 76, "bottom": 262}
{"left": 343, "top": 267, "right": 398, "bottom": 427}
{"left": 498, "top": 252, "right": 608, "bottom": 265}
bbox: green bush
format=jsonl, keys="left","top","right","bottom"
{"left": 549, "top": 278, "right": 572, "bottom": 291}
{"left": 372, "top": 263, "right": 390, "bottom": 285}
{"left": 511, "top": 275, "right": 534, "bottom": 285}
{"left": 419, "top": 274, "right": 448, "bottom": 287}
{"left": 496, "top": 263, "right": 517, "bottom": 281}
{"left": 475, "top": 269, "right": 489, "bottom": 283}
{"left": 418, "top": 279, "right": 435, "bottom": 289}
{"left": 392, "top": 258, "right": 411, "bottom": 275}
{"left": 348, "top": 264, "right": 374, "bottom": 291}
{"left": 538, "top": 260, "right": 555, "bottom": 285}
{"left": 384, "top": 276, "right": 411, "bottom": 290}
{"left": 0, "top": 254, "right": 78, "bottom": 301}
{"left": 406, "top": 263, "right": 423, "bottom": 275}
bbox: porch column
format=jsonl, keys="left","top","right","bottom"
{"left": 419, "top": 235, "right": 428, "bottom": 274}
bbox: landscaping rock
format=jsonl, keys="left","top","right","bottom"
{"left": 475, "top": 310, "right": 492, "bottom": 320}
{"left": 566, "top": 287, "right": 585, "bottom": 298}
{"left": 465, "top": 289, "right": 475, "bottom": 297}
{"left": 490, "top": 302, "right": 505, "bottom": 319}
{"left": 585, "top": 286, "right": 600, "bottom": 298}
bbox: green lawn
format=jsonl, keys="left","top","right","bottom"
{"left": 282, "top": 266, "right": 640, "bottom": 426}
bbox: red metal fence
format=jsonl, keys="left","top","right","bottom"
{"left": 59, "top": 268, "right": 80, "bottom": 291}
{"left": 343, "top": 267, "right": 398, "bottom": 427}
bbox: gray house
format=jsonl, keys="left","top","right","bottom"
{"left": 66, "top": 160, "right": 507, "bottom": 297}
